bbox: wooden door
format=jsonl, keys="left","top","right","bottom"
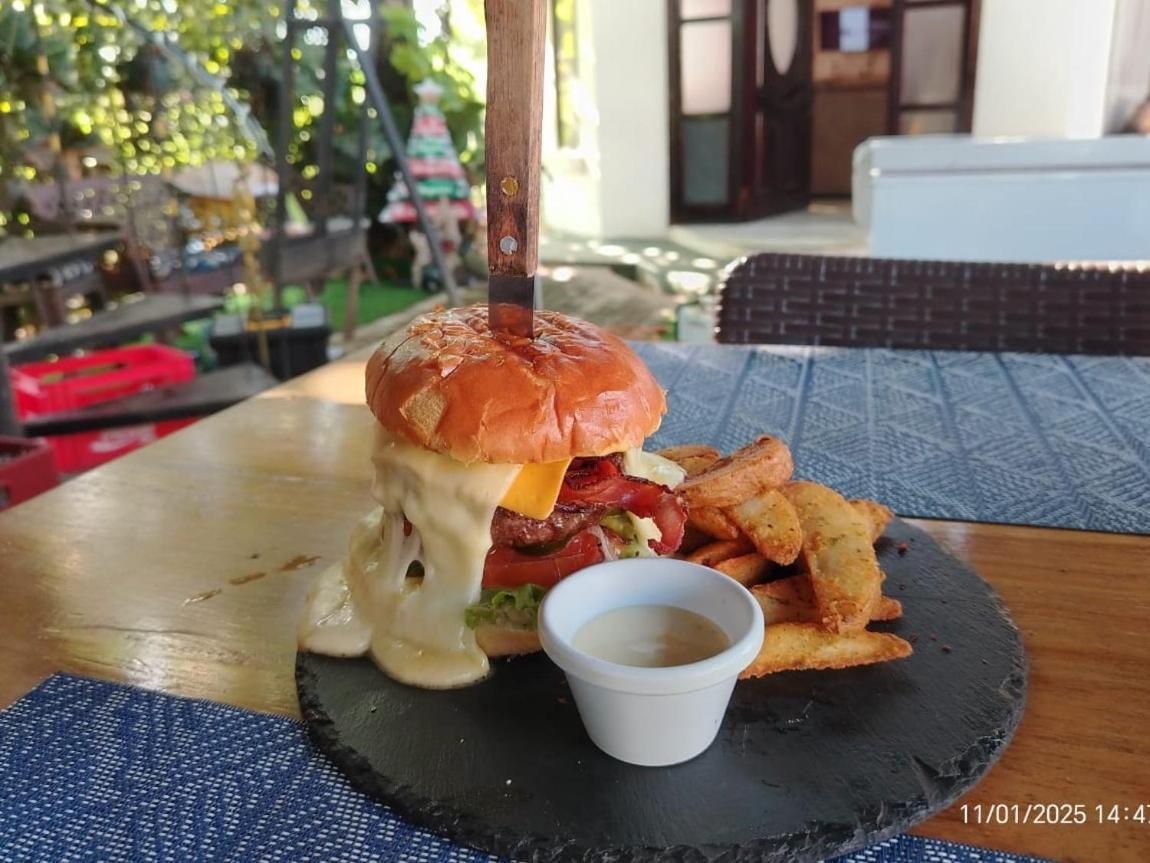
{"left": 669, "top": 0, "right": 813, "bottom": 223}
{"left": 741, "top": 0, "right": 814, "bottom": 218}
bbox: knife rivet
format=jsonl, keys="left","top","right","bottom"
{"left": 500, "top": 176, "right": 519, "bottom": 197}
{"left": 499, "top": 236, "right": 519, "bottom": 255}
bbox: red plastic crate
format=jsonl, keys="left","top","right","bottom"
{"left": 9, "top": 345, "right": 196, "bottom": 472}
{"left": 0, "top": 436, "right": 60, "bottom": 510}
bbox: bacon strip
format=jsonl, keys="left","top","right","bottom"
{"left": 558, "top": 458, "right": 687, "bottom": 554}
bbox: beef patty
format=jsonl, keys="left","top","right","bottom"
{"left": 490, "top": 501, "right": 607, "bottom": 549}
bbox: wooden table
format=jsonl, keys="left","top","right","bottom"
{"left": 0, "top": 350, "right": 1146, "bottom": 862}
{"left": 0, "top": 233, "right": 121, "bottom": 284}
{"left": 3, "top": 293, "right": 223, "bottom": 364}
{"left": 19, "top": 363, "right": 280, "bottom": 436}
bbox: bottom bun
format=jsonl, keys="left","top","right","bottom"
{"left": 475, "top": 624, "right": 541, "bottom": 657}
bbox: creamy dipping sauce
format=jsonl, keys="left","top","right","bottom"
{"left": 572, "top": 605, "right": 730, "bottom": 668}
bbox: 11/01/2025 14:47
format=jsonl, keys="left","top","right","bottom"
{"left": 961, "top": 803, "right": 1148, "bottom": 825}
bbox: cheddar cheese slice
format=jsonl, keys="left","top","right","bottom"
{"left": 499, "top": 459, "right": 572, "bottom": 520}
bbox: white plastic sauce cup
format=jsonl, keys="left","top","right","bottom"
{"left": 538, "top": 558, "right": 765, "bottom": 767}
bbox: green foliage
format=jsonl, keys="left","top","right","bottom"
{"left": 0, "top": 0, "right": 271, "bottom": 236}
{"left": 0, "top": 0, "right": 485, "bottom": 237}
{"left": 379, "top": 4, "right": 483, "bottom": 175}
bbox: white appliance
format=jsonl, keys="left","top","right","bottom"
{"left": 852, "top": 134, "right": 1150, "bottom": 263}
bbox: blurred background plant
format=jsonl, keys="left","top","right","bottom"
{"left": 0, "top": 0, "right": 486, "bottom": 240}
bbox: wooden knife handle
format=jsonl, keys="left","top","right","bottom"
{"left": 485, "top": 0, "right": 547, "bottom": 278}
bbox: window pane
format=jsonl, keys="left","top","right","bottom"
{"left": 768, "top": 0, "right": 799, "bottom": 75}
{"left": 680, "top": 0, "right": 731, "bottom": 19}
{"left": 839, "top": 7, "right": 870, "bottom": 52}
{"left": 819, "top": 7, "right": 892, "bottom": 53}
{"left": 683, "top": 117, "right": 730, "bottom": 205}
{"left": 900, "top": 6, "right": 964, "bottom": 105}
{"left": 899, "top": 110, "right": 958, "bottom": 135}
{"left": 681, "top": 20, "right": 732, "bottom": 114}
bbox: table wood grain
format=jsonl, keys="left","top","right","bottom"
{"left": 0, "top": 353, "right": 1146, "bottom": 862}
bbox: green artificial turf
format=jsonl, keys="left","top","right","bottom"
{"left": 216, "top": 276, "right": 426, "bottom": 327}
{"left": 318, "top": 276, "right": 428, "bottom": 328}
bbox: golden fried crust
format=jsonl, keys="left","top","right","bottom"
{"left": 474, "top": 624, "right": 541, "bottom": 657}
{"left": 740, "top": 622, "right": 912, "bottom": 677}
{"left": 677, "top": 436, "right": 794, "bottom": 508}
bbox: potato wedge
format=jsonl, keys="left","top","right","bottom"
{"left": 713, "top": 553, "right": 769, "bottom": 587}
{"left": 752, "top": 577, "right": 902, "bottom": 625}
{"left": 657, "top": 444, "right": 721, "bottom": 464}
{"left": 686, "top": 538, "right": 755, "bottom": 568}
{"left": 687, "top": 506, "right": 741, "bottom": 540}
{"left": 850, "top": 499, "right": 894, "bottom": 543}
{"left": 873, "top": 595, "right": 903, "bottom": 621}
{"left": 739, "top": 622, "right": 913, "bottom": 678}
{"left": 677, "top": 436, "right": 794, "bottom": 509}
{"left": 750, "top": 578, "right": 814, "bottom": 624}
{"left": 657, "top": 445, "right": 721, "bottom": 478}
{"left": 678, "top": 525, "right": 715, "bottom": 556}
{"left": 725, "top": 490, "right": 802, "bottom": 565}
{"left": 779, "top": 481, "right": 882, "bottom": 633}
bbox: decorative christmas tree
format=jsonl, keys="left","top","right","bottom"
{"left": 380, "top": 79, "right": 476, "bottom": 224}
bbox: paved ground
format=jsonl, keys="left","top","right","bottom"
{"left": 336, "top": 202, "right": 857, "bottom": 354}
{"left": 336, "top": 266, "right": 678, "bottom": 357}
{"left": 539, "top": 201, "right": 863, "bottom": 298}
{"left": 538, "top": 234, "right": 725, "bottom": 297}
{"left": 668, "top": 200, "right": 866, "bottom": 260}
{"left": 517, "top": 268, "right": 677, "bottom": 340}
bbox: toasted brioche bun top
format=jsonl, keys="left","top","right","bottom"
{"left": 365, "top": 305, "right": 666, "bottom": 464}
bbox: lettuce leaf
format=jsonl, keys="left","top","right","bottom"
{"left": 600, "top": 509, "right": 644, "bottom": 558}
{"left": 464, "top": 583, "right": 546, "bottom": 630}
{"left": 599, "top": 510, "right": 635, "bottom": 540}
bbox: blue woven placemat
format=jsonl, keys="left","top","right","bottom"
{"left": 635, "top": 343, "right": 1150, "bottom": 534}
{"left": 0, "top": 675, "right": 1051, "bottom": 863}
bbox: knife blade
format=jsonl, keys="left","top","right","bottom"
{"left": 484, "top": 0, "right": 547, "bottom": 340}
{"left": 488, "top": 274, "right": 539, "bottom": 339}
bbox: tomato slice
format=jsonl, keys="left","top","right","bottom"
{"left": 482, "top": 530, "right": 604, "bottom": 589}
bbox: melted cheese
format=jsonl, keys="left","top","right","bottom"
{"left": 499, "top": 459, "right": 572, "bottom": 519}
{"left": 298, "top": 442, "right": 684, "bottom": 686}
{"left": 299, "top": 428, "right": 520, "bottom": 688}
{"left": 624, "top": 448, "right": 687, "bottom": 489}
{"left": 296, "top": 510, "right": 390, "bottom": 657}
{"left": 622, "top": 448, "right": 687, "bottom": 557}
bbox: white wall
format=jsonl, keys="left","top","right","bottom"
{"left": 588, "top": 1, "right": 669, "bottom": 237}
{"left": 541, "top": 153, "right": 604, "bottom": 236}
{"left": 541, "top": 0, "right": 670, "bottom": 239}
{"left": 1105, "top": 0, "right": 1150, "bottom": 131}
{"left": 540, "top": 0, "right": 600, "bottom": 236}
{"left": 973, "top": 0, "right": 1117, "bottom": 138}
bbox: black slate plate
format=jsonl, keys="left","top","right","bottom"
{"left": 296, "top": 519, "right": 1027, "bottom": 862}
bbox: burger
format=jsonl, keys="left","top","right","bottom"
{"left": 299, "top": 305, "right": 688, "bottom": 688}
